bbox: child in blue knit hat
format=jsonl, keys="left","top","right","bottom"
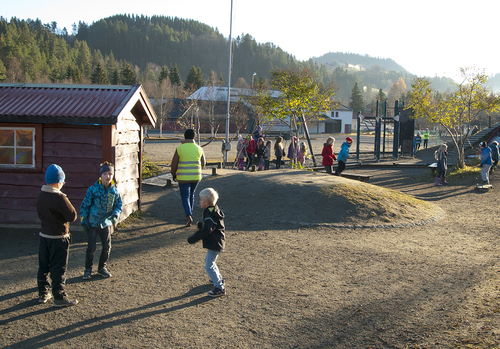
{"left": 37, "top": 164, "right": 79, "bottom": 307}
{"left": 80, "top": 161, "right": 122, "bottom": 280}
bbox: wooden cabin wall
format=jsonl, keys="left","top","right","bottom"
{"left": 0, "top": 124, "right": 103, "bottom": 224}
{"left": 114, "top": 111, "right": 141, "bottom": 221}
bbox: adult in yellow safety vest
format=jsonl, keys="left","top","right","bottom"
{"left": 423, "top": 128, "right": 430, "bottom": 149}
{"left": 171, "top": 129, "right": 206, "bottom": 227}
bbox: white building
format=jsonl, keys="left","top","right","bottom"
{"left": 303, "top": 104, "right": 354, "bottom": 134}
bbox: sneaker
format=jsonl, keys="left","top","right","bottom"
{"left": 97, "top": 268, "right": 112, "bottom": 278}
{"left": 83, "top": 269, "right": 92, "bottom": 280}
{"left": 207, "top": 287, "right": 226, "bottom": 298}
{"left": 38, "top": 293, "right": 52, "bottom": 304}
{"left": 53, "top": 298, "right": 78, "bottom": 308}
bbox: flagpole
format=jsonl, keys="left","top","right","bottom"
{"left": 224, "top": 0, "right": 233, "bottom": 166}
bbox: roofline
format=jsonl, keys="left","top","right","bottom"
{"left": 0, "top": 83, "right": 134, "bottom": 90}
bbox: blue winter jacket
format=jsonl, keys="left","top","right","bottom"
{"left": 481, "top": 147, "right": 493, "bottom": 166}
{"left": 337, "top": 142, "right": 351, "bottom": 163}
{"left": 489, "top": 143, "right": 499, "bottom": 162}
{"left": 80, "top": 179, "right": 123, "bottom": 227}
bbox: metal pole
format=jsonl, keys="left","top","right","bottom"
{"left": 356, "top": 112, "right": 361, "bottom": 161}
{"left": 224, "top": 0, "right": 233, "bottom": 166}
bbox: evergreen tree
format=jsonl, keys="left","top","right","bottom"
{"left": 109, "top": 69, "right": 119, "bottom": 85}
{"left": 169, "top": 64, "right": 181, "bottom": 86}
{"left": 90, "top": 62, "right": 109, "bottom": 84}
{"left": 349, "top": 82, "right": 364, "bottom": 113}
{"left": 158, "top": 65, "right": 169, "bottom": 84}
{"left": 184, "top": 66, "right": 204, "bottom": 90}
{"left": 120, "top": 63, "right": 137, "bottom": 85}
{"left": 0, "top": 59, "right": 6, "bottom": 81}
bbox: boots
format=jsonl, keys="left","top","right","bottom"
{"left": 435, "top": 177, "right": 442, "bottom": 186}
{"left": 440, "top": 177, "right": 448, "bottom": 185}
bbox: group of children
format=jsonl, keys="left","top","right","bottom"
{"left": 321, "top": 136, "right": 353, "bottom": 176}
{"left": 433, "top": 140, "right": 499, "bottom": 187}
{"left": 37, "top": 159, "right": 226, "bottom": 307}
{"left": 37, "top": 162, "right": 122, "bottom": 307}
{"left": 236, "top": 134, "right": 312, "bottom": 171}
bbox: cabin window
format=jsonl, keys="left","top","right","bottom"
{"left": 0, "top": 127, "right": 36, "bottom": 168}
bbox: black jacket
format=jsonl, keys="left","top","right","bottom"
{"left": 187, "top": 205, "right": 225, "bottom": 252}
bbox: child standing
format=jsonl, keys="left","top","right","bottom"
{"left": 255, "top": 137, "right": 265, "bottom": 171}
{"left": 37, "top": 164, "right": 78, "bottom": 307}
{"left": 187, "top": 188, "right": 226, "bottom": 297}
{"left": 434, "top": 144, "right": 448, "bottom": 186}
{"left": 245, "top": 135, "right": 255, "bottom": 171}
{"left": 264, "top": 140, "right": 272, "bottom": 170}
{"left": 480, "top": 141, "right": 492, "bottom": 185}
{"left": 297, "top": 142, "right": 307, "bottom": 166}
{"left": 236, "top": 135, "right": 246, "bottom": 171}
{"left": 334, "top": 137, "right": 353, "bottom": 176}
{"left": 274, "top": 137, "right": 284, "bottom": 169}
{"left": 489, "top": 141, "right": 499, "bottom": 174}
{"left": 321, "top": 137, "right": 337, "bottom": 174}
{"left": 80, "top": 162, "right": 123, "bottom": 280}
{"left": 414, "top": 132, "right": 422, "bottom": 153}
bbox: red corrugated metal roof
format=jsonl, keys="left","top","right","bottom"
{"left": 0, "top": 83, "right": 138, "bottom": 119}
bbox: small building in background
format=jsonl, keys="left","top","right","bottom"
{"left": 0, "top": 83, "right": 157, "bottom": 227}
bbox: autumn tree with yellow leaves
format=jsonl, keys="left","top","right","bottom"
{"left": 406, "top": 67, "right": 500, "bottom": 168}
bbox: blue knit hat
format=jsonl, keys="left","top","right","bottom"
{"left": 45, "top": 164, "right": 65, "bottom": 184}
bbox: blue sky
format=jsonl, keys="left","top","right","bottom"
{"left": 3, "top": 0, "right": 499, "bottom": 81}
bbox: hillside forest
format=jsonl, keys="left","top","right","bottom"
{"left": 1, "top": 14, "right": 500, "bottom": 120}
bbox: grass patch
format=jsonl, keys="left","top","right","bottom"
{"left": 117, "top": 210, "right": 145, "bottom": 229}
{"left": 447, "top": 165, "right": 481, "bottom": 181}
{"left": 320, "top": 182, "right": 435, "bottom": 222}
{"left": 142, "top": 157, "right": 164, "bottom": 179}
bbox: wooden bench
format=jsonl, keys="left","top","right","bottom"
{"left": 340, "top": 172, "right": 372, "bottom": 182}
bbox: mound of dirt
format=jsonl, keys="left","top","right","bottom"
{"left": 196, "top": 169, "right": 442, "bottom": 229}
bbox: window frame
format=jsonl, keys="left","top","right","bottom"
{"left": 0, "top": 124, "right": 42, "bottom": 171}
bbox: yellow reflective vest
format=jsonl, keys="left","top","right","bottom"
{"left": 176, "top": 142, "right": 204, "bottom": 182}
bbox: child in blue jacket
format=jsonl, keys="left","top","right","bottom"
{"left": 80, "top": 162, "right": 122, "bottom": 280}
{"left": 480, "top": 141, "right": 492, "bottom": 185}
{"left": 334, "top": 137, "right": 353, "bottom": 176}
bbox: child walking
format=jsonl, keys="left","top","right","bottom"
{"left": 37, "top": 164, "right": 79, "bottom": 307}
{"left": 80, "top": 162, "right": 123, "bottom": 280}
{"left": 264, "top": 140, "right": 272, "bottom": 170}
{"left": 321, "top": 137, "right": 337, "bottom": 174}
{"left": 187, "top": 188, "right": 226, "bottom": 297}
{"left": 434, "top": 144, "right": 448, "bottom": 186}
{"left": 334, "top": 137, "right": 353, "bottom": 176}
{"left": 480, "top": 141, "right": 492, "bottom": 185}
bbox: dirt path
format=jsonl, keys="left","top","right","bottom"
{"left": 1, "top": 145, "right": 500, "bottom": 348}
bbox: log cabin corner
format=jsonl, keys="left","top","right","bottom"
{"left": 0, "top": 83, "right": 157, "bottom": 228}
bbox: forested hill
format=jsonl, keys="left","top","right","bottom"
{"left": 74, "top": 14, "right": 299, "bottom": 83}
{"left": 313, "top": 52, "right": 407, "bottom": 73}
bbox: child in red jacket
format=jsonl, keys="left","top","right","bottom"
{"left": 321, "top": 137, "right": 337, "bottom": 174}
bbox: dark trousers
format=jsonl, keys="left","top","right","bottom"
{"left": 275, "top": 156, "right": 282, "bottom": 169}
{"left": 37, "top": 236, "right": 70, "bottom": 300}
{"left": 335, "top": 161, "right": 346, "bottom": 175}
{"left": 245, "top": 153, "right": 254, "bottom": 170}
{"left": 85, "top": 226, "right": 112, "bottom": 271}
